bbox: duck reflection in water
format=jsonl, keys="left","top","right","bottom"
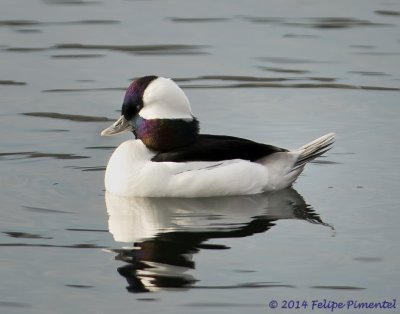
{"left": 105, "top": 188, "right": 332, "bottom": 293}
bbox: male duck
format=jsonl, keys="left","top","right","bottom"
{"left": 101, "top": 76, "right": 335, "bottom": 197}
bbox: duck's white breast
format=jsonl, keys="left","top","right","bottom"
{"left": 104, "top": 140, "right": 272, "bottom": 197}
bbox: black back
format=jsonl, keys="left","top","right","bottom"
{"left": 151, "top": 134, "right": 287, "bottom": 162}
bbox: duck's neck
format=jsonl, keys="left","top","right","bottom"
{"left": 132, "top": 115, "right": 199, "bottom": 152}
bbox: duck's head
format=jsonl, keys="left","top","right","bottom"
{"left": 101, "top": 76, "right": 199, "bottom": 151}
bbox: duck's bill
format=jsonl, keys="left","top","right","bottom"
{"left": 101, "top": 116, "right": 133, "bottom": 136}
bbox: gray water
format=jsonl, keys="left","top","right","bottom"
{"left": 1, "top": 0, "right": 400, "bottom": 313}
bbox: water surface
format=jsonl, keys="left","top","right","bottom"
{"left": 1, "top": 0, "right": 400, "bottom": 313}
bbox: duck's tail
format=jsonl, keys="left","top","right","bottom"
{"left": 292, "top": 132, "right": 336, "bottom": 171}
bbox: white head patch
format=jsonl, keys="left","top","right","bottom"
{"left": 140, "top": 77, "right": 194, "bottom": 120}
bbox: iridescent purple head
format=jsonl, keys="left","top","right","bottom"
{"left": 121, "top": 75, "right": 158, "bottom": 121}
{"left": 101, "top": 76, "right": 199, "bottom": 152}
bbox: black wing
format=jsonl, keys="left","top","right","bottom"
{"left": 151, "top": 134, "right": 288, "bottom": 162}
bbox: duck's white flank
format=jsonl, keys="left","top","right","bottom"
{"left": 104, "top": 133, "right": 335, "bottom": 197}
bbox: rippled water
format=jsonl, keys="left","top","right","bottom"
{"left": 1, "top": 0, "right": 400, "bottom": 313}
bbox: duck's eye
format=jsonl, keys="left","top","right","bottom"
{"left": 122, "top": 99, "right": 141, "bottom": 120}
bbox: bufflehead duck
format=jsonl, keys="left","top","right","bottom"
{"left": 101, "top": 76, "right": 335, "bottom": 197}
